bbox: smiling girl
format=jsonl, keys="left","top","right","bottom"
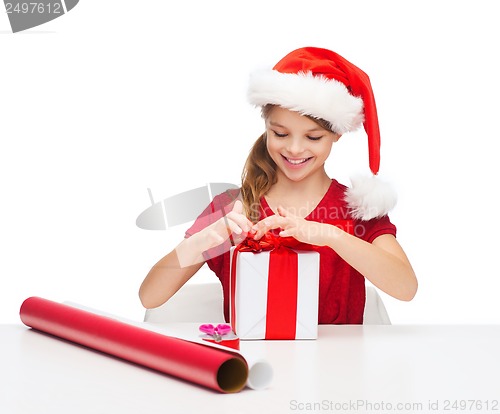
{"left": 139, "top": 47, "right": 417, "bottom": 324}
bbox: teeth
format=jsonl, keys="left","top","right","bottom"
{"left": 286, "top": 157, "right": 308, "bottom": 165}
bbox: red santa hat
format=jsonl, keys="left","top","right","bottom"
{"left": 247, "top": 46, "right": 397, "bottom": 220}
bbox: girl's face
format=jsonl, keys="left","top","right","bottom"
{"left": 265, "top": 106, "right": 339, "bottom": 184}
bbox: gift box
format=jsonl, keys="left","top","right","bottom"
{"left": 229, "top": 234, "right": 320, "bottom": 340}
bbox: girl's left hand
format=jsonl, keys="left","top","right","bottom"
{"left": 251, "top": 206, "right": 330, "bottom": 246}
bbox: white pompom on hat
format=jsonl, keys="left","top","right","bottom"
{"left": 247, "top": 46, "right": 397, "bottom": 220}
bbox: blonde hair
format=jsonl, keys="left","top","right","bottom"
{"left": 241, "top": 105, "right": 334, "bottom": 222}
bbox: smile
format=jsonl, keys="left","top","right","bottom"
{"left": 282, "top": 155, "right": 312, "bottom": 166}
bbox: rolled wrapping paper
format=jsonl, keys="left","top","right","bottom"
{"left": 19, "top": 297, "right": 248, "bottom": 393}
{"left": 63, "top": 301, "right": 273, "bottom": 390}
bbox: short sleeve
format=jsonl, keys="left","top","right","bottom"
{"left": 355, "top": 214, "right": 397, "bottom": 243}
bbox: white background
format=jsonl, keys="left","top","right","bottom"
{"left": 1, "top": 0, "right": 499, "bottom": 325}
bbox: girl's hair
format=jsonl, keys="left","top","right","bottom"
{"left": 240, "top": 104, "right": 334, "bottom": 222}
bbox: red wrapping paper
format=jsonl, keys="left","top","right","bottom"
{"left": 19, "top": 297, "right": 248, "bottom": 393}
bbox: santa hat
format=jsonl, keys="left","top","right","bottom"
{"left": 247, "top": 47, "right": 397, "bottom": 220}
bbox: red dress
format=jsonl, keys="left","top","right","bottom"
{"left": 185, "top": 179, "right": 396, "bottom": 324}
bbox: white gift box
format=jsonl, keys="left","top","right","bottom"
{"left": 230, "top": 247, "right": 320, "bottom": 340}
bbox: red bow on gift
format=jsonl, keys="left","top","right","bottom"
{"left": 235, "top": 232, "right": 301, "bottom": 253}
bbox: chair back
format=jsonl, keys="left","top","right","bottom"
{"left": 144, "top": 282, "right": 391, "bottom": 325}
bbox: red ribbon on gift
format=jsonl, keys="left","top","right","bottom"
{"left": 230, "top": 233, "right": 303, "bottom": 340}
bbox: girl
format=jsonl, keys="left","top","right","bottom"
{"left": 139, "top": 47, "right": 417, "bottom": 324}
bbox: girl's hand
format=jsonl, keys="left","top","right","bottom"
{"left": 203, "top": 200, "right": 254, "bottom": 249}
{"left": 252, "top": 206, "right": 331, "bottom": 246}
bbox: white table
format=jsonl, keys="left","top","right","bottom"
{"left": 2, "top": 324, "right": 499, "bottom": 414}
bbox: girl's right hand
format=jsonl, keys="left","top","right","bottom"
{"left": 175, "top": 199, "right": 254, "bottom": 268}
{"left": 203, "top": 200, "right": 254, "bottom": 250}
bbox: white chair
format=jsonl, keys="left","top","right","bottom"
{"left": 144, "top": 280, "right": 391, "bottom": 325}
{"left": 363, "top": 284, "right": 391, "bottom": 325}
{"left": 144, "top": 282, "right": 225, "bottom": 324}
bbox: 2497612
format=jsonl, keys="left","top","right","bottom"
{"left": 443, "top": 400, "right": 499, "bottom": 411}
{"left": 5, "top": 2, "right": 62, "bottom": 14}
